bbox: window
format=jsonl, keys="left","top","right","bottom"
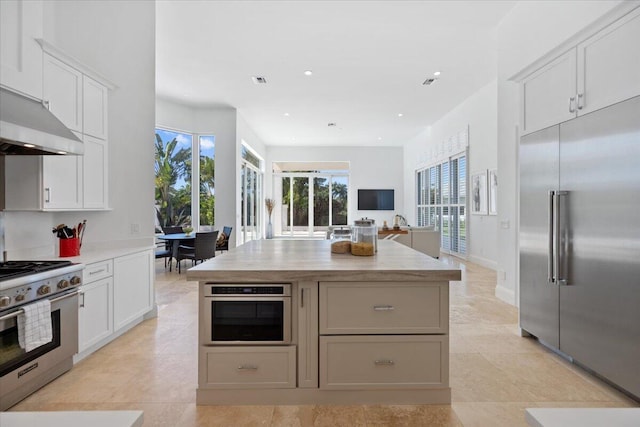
{"left": 154, "top": 128, "right": 215, "bottom": 231}
{"left": 240, "top": 143, "right": 264, "bottom": 244}
{"left": 199, "top": 135, "right": 215, "bottom": 227}
{"left": 154, "top": 129, "right": 192, "bottom": 229}
{"left": 416, "top": 153, "right": 466, "bottom": 256}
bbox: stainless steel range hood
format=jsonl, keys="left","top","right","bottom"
{"left": 0, "top": 87, "right": 83, "bottom": 155}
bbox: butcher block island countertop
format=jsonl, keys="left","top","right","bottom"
{"left": 187, "top": 239, "right": 461, "bottom": 406}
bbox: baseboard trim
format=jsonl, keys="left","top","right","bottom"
{"left": 495, "top": 284, "right": 516, "bottom": 306}
{"left": 467, "top": 255, "right": 498, "bottom": 271}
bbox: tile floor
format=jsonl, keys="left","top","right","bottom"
{"left": 10, "top": 255, "right": 638, "bottom": 426}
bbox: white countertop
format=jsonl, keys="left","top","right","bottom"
{"left": 0, "top": 410, "right": 143, "bottom": 427}
{"left": 36, "top": 245, "right": 154, "bottom": 264}
{"left": 526, "top": 408, "right": 640, "bottom": 427}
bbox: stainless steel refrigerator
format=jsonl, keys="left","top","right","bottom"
{"left": 519, "top": 95, "right": 640, "bottom": 399}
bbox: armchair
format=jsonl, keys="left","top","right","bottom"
{"left": 216, "top": 226, "right": 233, "bottom": 254}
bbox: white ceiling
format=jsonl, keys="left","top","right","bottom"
{"left": 156, "top": 1, "right": 516, "bottom": 147}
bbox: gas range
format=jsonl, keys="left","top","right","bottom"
{"left": 0, "top": 260, "right": 84, "bottom": 312}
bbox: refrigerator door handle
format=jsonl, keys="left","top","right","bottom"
{"left": 548, "top": 190, "right": 555, "bottom": 283}
{"left": 557, "top": 191, "right": 569, "bottom": 285}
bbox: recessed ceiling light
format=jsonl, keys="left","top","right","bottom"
{"left": 328, "top": 122, "right": 337, "bottom": 127}
{"left": 398, "top": 113, "right": 403, "bottom": 117}
{"left": 251, "top": 76, "right": 267, "bottom": 84}
{"left": 284, "top": 113, "right": 290, "bottom": 117}
{"left": 23, "top": 143, "right": 35, "bottom": 148}
{"left": 434, "top": 71, "right": 441, "bottom": 76}
{"left": 304, "top": 70, "right": 313, "bottom": 76}
{"left": 378, "top": 137, "right": 382, "bottom": 140}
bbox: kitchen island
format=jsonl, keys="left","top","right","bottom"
{"left": 187, "top": 239, "right": 461, "bottom": 405}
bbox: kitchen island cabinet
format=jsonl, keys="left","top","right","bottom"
{"left": 187, "top": 239, "right": 460, "bottom": 405}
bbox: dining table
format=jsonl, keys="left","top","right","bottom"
{"left": 157, "top": 233, "right": 196, "bottom": 268}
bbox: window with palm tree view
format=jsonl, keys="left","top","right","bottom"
{"left": 155, "top": 128, "right": 215, "bottom": 231}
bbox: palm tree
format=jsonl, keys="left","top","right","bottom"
{"left": 199, "top": 155, "right": 215, "bottom": 225}
{"left": 155, "top": 133, "right": 191, "bottom": 226}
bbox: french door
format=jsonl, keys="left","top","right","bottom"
{"left": 241, "top": 161, "right": 263, "bottom": 244}
{"left": 277, "top": 173, "right": 348, "bottom": 237}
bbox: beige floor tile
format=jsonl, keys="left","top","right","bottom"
{"left": 452, "top": 402, "right": 532, "bottom": 427}
{"left": 363, "top": 404, "right": 463, "bottom": 426}
{"left": 8, "top": 256, "right": 638, "bottom": 427}
{"left": 310, "top": 405, "right": 367, "bottom": 427}
{"left": 271, "top": 405, "right": 316, "bottom": 427}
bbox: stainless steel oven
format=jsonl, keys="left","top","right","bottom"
{"left": 0, "top": 261, "right": 82, "bottom": 410}
{"left": 203, "top": 283, "right": 291, "bottom": 345}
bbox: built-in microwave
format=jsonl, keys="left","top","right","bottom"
{"left": 202, "top": 283, "right": 291, "bottom": 345}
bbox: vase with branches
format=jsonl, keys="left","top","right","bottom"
{"left": 265, "top": 198, "right": 275, "bottom": 239}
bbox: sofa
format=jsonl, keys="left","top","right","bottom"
{"left": 392, "top": 226, "right": 441, "bottom": 258}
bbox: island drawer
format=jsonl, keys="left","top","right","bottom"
{"left": 83, "top": 259, "right": 113, "bottom": 283}
{"left": 319, "top": 281, "right": 448, "bottom": 334}
{"left": 319, "top": 335, "right": 448, "bottom": 390}
{"left": 202, "top": 346, "right": 296, "bottom": 389}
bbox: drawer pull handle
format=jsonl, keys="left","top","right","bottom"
{"left": 89, "top": 269, "right": 106, "bottom": 275}
{"left": 373, "top": 305, "right": 395, "bottom": 311}
{"left": 237, "top": 364, "right": 258, "bottom": 371}
{"left": 374, "top": 359, "right": 395, "bottom": 366}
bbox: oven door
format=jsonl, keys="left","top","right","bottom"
{"left": 203, "top": 296, "right": 291, "bottom": 345}
{"left": 0, "top": 291, "right": 79, "bottom": 409}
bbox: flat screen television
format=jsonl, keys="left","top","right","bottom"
{"left": 358, "top": 189, "right": 394, "bottom": 210}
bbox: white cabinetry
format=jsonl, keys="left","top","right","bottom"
{"left": 520, "top": 7, "right": 640, "bottom": 135}
{"left": 113, "top": 250, "right": 153, "bottom": 331}
{"left": 82, "top": 77, "right": 108, "bottom": 140}
{"left": 576, "top": 8, "right": 640, "bottom": 116}
{"left": 79, "top": 260, "right": 114, "bottom": 353}
{"left": 75, "top": 249, "right": 154, "bottom": 362}
{"left": 4, "top": 52, "right": 110, "bottom": 211}
{"left": 0, "top": 0, "right": 43, "bottom": 99}
{"left": 43, "top": 53, "right": 83, "bottom": 132}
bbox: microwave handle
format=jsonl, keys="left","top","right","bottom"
{"left": 300, "top": 287, "right": 304, "bottom": 308}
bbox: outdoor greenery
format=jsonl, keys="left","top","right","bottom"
{"left": 282, "top": 176, "right": 348, "bottom": 227}
{"left": 154, "top": 132, "right": 216, "bottom": 229}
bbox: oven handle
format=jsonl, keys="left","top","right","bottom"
{"left": 0, "top": 290, "right": 80, "bottom": 321}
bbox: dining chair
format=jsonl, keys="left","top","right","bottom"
{"left": 216, "top": 226, "right": 233, "bottom": 254}
{"left": 155, "top": 240, "right": 172, "bottom": 268}
{"left": 161, "top": 226, "right": 184, "bottom": 271}
{"left": 177, "top": 230, "right": 219, "bottom": 273}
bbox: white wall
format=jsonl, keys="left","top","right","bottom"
{"left": 404, "top": 80, "right": 498, "bottom": 268}
{"left": 4, "top": 0, "right": 155, "bottom": 258}
{"left": 265, "top": 146, "right": 404, "bottom": 229}
{"left": 495, "top": 0, "right": 624, "bottom": 305}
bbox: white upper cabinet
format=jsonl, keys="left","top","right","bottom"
{"left": 82, "top": 134, "right": 108, "bottom": 209}
{"left": 43, "top": 53, "right": 83, "bottom": 132}
{"left": 0, "top": 0, "right": 43, "bottom": 99}
{"left": 83, "top": 76, "right": 108, "bottom": 140}
{"left": 520, "top": 7, "right": 640, "bottom": 135}
{"left": 42, "top": 154, "right": 83, "bottom": 210}
{"left": 576, "top": 7, "right": 640, "bottom": 116}
{"left": 4, "top": 52, "right": 111, "bottom": 211}
{"left": 521, "top": 50, "right": 577, "bottom": 135}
